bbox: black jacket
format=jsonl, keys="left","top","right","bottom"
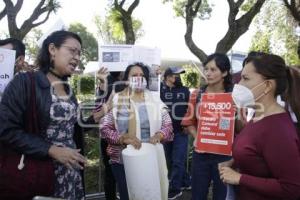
{"left": 160, "top": 82, "right": 190, "bottom": 132}
{"left": 0, "top": 71, "right": 88, "bottom": 158}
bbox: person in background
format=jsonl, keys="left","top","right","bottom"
{"left": 0, "top": 38, "right": 28, "bottom": 74}
{"left": 0, "top": 30, "right": 88, "bottom": 200}
{"left": 100, "top": 62, "right": 173, "bottom": 200}
{"left": 181, "top": 53, "right": 233, "bottom": 200}
{"left": 219, "top": 53, "right": 300, "bottom": 200}
{"left": 94, "top": 69, "right": 124, "bottom": 200}
{"left": 160, "top": 66, "right": 191, "bottom": 200}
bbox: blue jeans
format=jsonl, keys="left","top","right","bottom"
{"left": 191, "top": 152, "right": 231, "bottom": 200}
{"left": 111, "top": 163, "right": 129, "bottom": 200}
{"left": 164, "top": 131, "right": 191, "bottom": 191}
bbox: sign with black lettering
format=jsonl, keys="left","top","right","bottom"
{"left": 0, "top": 48, "right": 15, "bottom": 94}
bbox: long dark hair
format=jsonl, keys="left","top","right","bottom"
{"left": 123, "top": 62, "right": 150, "bottom": 88}
{"left": 203, "top": 53, "right": 233, "bottom": 91}
{"left": 244, "top": 54, "right": 300, "bottom": 131}
{"left": 36, "top": 30, "right": 82, "bottom": 74}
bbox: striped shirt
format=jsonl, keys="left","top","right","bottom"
{"left": 100, "top": 109, "right": 173, "bottom": 164}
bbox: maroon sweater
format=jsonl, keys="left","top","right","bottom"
{"left": 233, "top": 112, "right": 300, "bottom": 200}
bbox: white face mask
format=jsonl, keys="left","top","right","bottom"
{"left": 232, "top": 81, "right": 267, "bottom": 108}
{"left": 232, "top": 84, "right": 255, "bottom": 108}
{"left": 129, "top": 76, "right": 147, "bottom": 91}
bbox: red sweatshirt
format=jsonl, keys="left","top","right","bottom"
{"left": 233, "top": 112, "right": 300, "bottom": 200}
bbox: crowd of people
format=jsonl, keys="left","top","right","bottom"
{"left": 0, "top": 30, "right": 300, "bottom": 200}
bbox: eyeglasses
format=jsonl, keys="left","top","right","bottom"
{"left": 61, "top": 45, "right": 82, "bottom": 57}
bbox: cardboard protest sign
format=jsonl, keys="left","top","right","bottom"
{"left": 195, "top": 93, "right": 235, "bottom": 155}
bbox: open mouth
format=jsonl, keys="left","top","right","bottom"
{"left": 69, "top": 62, "right": 77, "bottom": 70}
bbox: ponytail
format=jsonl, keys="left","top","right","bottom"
{"left": 285, "top": 66, "right": 300, "bottom": 131}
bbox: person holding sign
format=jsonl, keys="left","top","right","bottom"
{"left": 0, "top": 38, "right": 27, "bottom": 74}
{"left": 100, "top": 62, "right": 173, "bottom": 200}
{"left": 219, "top": 54, "right": 300, "bottom": 200}
{"left": 181, "top": 53, "right": 233, "bottom": 200}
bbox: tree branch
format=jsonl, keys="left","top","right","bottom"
{"left": 184, "top": 0, "right": 207, "bottom": 62}
{"left": 31, "top": 9, "right": 51, "bottom": 28}
{"left": 193, "top": 0, "right": 202, "bottom": 16}
{"left": 113, "top": 0, "right": 137, "bottom": 44}
{"left": 4, "top": 0, "right": 58, "bottom": 40}
{"left": 128, "top": 0, "right": 140, "bottom": 14}
{"left": 120, "top": 0, "right": 126, "bottom": 8}
{"left": 14, "top": 0, "right": 24, "bottom": 13}
{"left": 284, "top": 0, "right": 300, "bottom": 22}
{"left": 0, "top": 6, "right": 7, "bottom": 21}
{"left": 4, "top": 0, "right": 19, "bottom": 38}
{"left": 227, "top": 0, "right": 245, "bottom": 23}
{"left": 216, "top": 0, "right": 265, "bottom": 53}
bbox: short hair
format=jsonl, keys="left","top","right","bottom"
{"left": 0, "top": 38, "right": 25, "bottom": 58}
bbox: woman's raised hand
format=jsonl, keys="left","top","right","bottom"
{"left": 97, "top": 67, "right": 109, "bottom": 83}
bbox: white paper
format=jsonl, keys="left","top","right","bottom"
{"left": 122, "top": 143, "right": 167, "bottom": 200}
{"left": 99, "top": 44, "right": 161, "bottom": 72}
{"left": 0, "top": 48, "right": 16, "bottom": 95}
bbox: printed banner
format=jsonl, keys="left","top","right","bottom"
{"left": 195, "top": 93, "right": 235, "bottom": 155}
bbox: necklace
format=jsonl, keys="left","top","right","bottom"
{"left": 49, "top": 69, "right": 64, "bottom": 80}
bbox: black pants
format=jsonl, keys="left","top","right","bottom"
{"left": 101, "top": 139, "right": 117, "bottom": 200}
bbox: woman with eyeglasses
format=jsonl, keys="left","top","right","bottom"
{"left": 100, "top": 62, "right": 173, "bottom": 200}
{"left": 0, "top": 30, "right": 96, "bottom": 200}
{"left": 219, "top": 54, "right": 300, "bottom": 200}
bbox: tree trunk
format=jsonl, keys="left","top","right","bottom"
{"left": 216, "top": 0, "right": 266, "bottom": 53}
{"left": 3, "top": 0, "right": 59, "bottom": 40}
{"left": 121, "top": 13, "right": 136, "bottom": 44}
{"left": 114, "top": 0, "right": 140, "bottom": 44}
{"left": 184, "top": 0, "right": 265, "bottom": 63}
{"left": 184, "top": 13, "right": 208, "bottom": 62}
{"left": 184, "top": 0, "right": 208, "bottom": 62}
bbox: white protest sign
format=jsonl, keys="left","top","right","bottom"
{"left": 99, "top": 44, "right": 161, "bottom": 72}
{"left": 0, "top": 48, "right": 16, "bottom": 94}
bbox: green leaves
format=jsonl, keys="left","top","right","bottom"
{"left": 94, "top": 8, "right": 144, "bottom": 44}
{"left": 69, "top": 23, "right": 98, "bottom": 69}
{"left": 250, "top": 0, "right": 300, "bottom": 65}
{"left": 163, "top": 0, "right": 213, "bottom": 20}
{"left": 181, "top": 64, "right": 201, "bottom": 88}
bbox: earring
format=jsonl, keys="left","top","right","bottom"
{"left": 50, "top": 56, "right": 55, "bottom": 68}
